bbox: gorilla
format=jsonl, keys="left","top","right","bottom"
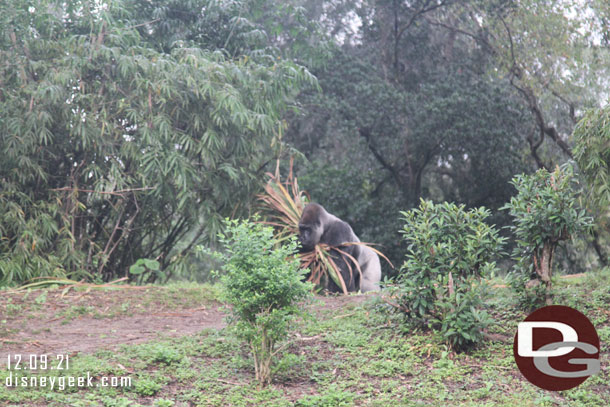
{"left": 298, "top": 203, "right": 381, "bottom": 293}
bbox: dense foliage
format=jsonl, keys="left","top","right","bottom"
{"left": 0, "top": 0, "right": 314, "bottom": 284}
{"left": 1, "top": 0, "right": 608, "bottom": 285}
{"left": 573, "top": 105, "right": 610, "bottom": 221}
{"left": 213, "top": 219, "right": 312, "bottom": 387}
{"left": 290, "top": 18, "right": 531, "bottom": 272}
{"left": 392, "top": 200, "right": 505, "bottom": 351}
{"left": 573, "top": 105, "right": 610, "bottom": 266}
{"left": 502, "top": 165, "right": 592, "bottom": 307}
{"left": 286, "top": 0, "right": 608, "bottom": 271}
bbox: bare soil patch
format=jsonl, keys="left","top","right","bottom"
{"left": 0, "top": 287, "right": 369, "bottom": 363}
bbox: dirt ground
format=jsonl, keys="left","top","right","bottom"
{"left": 0, "top": 286, "right": 368, "bottom": 364}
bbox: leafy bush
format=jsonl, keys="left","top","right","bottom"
{"left": 213, "top": 219, "right": 312, "bottom": 387}
{"left": 502, "top": 164, "right": 592, "bottom": 307}
{"left": 392, "top": 199, "right": 504, "bottom": 351}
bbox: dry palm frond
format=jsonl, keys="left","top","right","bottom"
{"left": 257, "top": 157, "right": 307, "bottom": 243}
{"left": 341, "top": 242, "right": 394, "bottom": 267}
{"left": 258, "top": 159, "right": 393, "bottom": 294}
{"left": 15, "top": 277, "right": 132, "bottom": 295}
{"left": 298, "top": 243, "right": 358, "bottom": 294}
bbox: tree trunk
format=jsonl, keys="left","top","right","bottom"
{"left": 591, "top": 229, "right": 608, "bottom": 267}
{"left": 535, "top": 243, "right": 555, "bottom": 305}
{"left": 252, "top": 328, "right": 274, "bottom": 389}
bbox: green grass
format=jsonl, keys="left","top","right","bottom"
{"left": 1, "top": 271, "right": 609, "bottom": 406}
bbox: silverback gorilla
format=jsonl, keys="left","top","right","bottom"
{"left": 298, "top": 203, "right": 381, "bottom": 292}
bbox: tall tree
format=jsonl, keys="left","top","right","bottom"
{"left": 284, "top": 0, "right": 608, "bottom": 270}
{"left": 285, "top": 1, "right": 531, "bottom": 269}
{"left": 423, "top": 0, "right": 610, "bottom": 166}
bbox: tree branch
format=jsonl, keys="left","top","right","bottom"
{"left": 359, "top": 127, "right": 404, "bottom": 188}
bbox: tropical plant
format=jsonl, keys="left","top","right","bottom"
{"left": 502, "top": 164, "right": 593, "bottom": 307}
{"left": 258, "top": 158, "right": 309, "bottom": 244}
{"left": 213, "top": 219, "right": 312, "bottom": 388}
{"left": 392, "top": 199, "right": 505, "bottom": 351}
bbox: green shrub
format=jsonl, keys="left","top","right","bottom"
{"left": 214, "top": 219, "right": 312, "bottom": 387}
{"left": 502, "top": 164, "right": 592, "bottom": 307}
{"left": 393, "top": 199, "right": 504, "bottom": 351}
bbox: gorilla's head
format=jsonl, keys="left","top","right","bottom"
{"left": 298, "top": 203, "right": 325, "bottom": 252}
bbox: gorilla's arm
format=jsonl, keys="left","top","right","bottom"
{"left": 319, "top": 220, "right": 360, "bottom": 292}
{"left": 358, "top": 246, "right": 381, "bottom": 292}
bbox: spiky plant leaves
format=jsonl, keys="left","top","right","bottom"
{"left": 258, "top": 161, "right": 392, "bottom": 294}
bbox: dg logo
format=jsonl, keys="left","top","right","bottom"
{"left": 513, "top": 305, "right": 601, "bottom": 391}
